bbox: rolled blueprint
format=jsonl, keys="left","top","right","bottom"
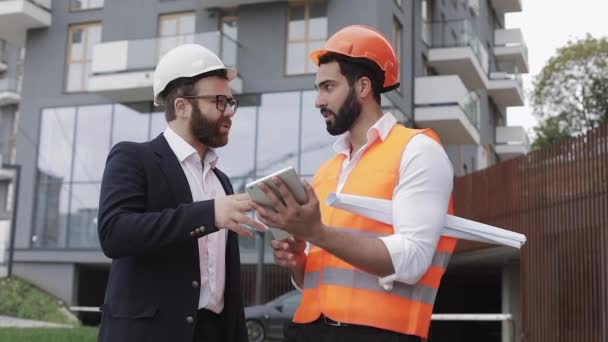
{"left": 326, "top": 192, "right": 526, "bottom": 249}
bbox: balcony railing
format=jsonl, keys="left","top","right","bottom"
{"left": 0, "top": 40, "right": 5, "bottom": 63}
{"left": 0, "top": 0, "right": 52, "bottom": 46}
{"left": 0, "top": 77, "right": 18, "bottom": 93}
{"left": 0, "top": 0, "right": 50, "bottom": 10}
{"left": 496, "top": 126, "right": 529, "bottom": 146}
{"left": 462, "top": 91, "right": 480, "bottom": 129}
{"left": 495, "top": 28, "right": 528, "bottom": 58}
{"left": 423, "top": 19, "right": 490, "bottom": 74}
{"left": 0, "top": 77, "right": 20, "bottom": 105}
{"left": 199, "top": 0, "right": 286, "bottom": 8}
{"left": 415, "top": 75, "right": 481, "bottom": 130}
{"left": 92, "top": 31, "right": 238, "bottom": 76}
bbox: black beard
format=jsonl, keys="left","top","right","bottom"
{"left": 189, "top": 102, "right": 230, "bottom": 148}
{"left": 322, "top": 87, "right": 362, "bottom": 136}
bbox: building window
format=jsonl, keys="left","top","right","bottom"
{"left": 65, "top": 22, "right": 101, "bottom": 92}
{"left": 33, "top": 103, "right": 157, "bottom": 248}
{"left": 394, "top": 0, "right": 403, "bottom": 8}
{"left": 70, "top": 0, "right": 104, "bottom": 11}
{"left": 286, "top": 1, "right": 327, "bottom": 75}
{"left": 157, "top": 12, "right": 196, "bottom": 60}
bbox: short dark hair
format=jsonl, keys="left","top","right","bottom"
{"left": 158, "top": 69, "right": 228, "bottom": 122}
{"left": 317, "top": 52, "right": 384, "bottom": 104}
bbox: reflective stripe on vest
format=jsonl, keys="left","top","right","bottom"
{"left": 300, "top": 226, "right": 452, "bottom": 306}
{"left": 292, "top": 125, "right": 457, "bottom": 339}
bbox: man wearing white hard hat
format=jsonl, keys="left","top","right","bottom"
{"left": 97, "top": 44, "right": 265, "bottom": 342}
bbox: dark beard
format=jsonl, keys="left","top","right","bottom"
{"left": 189, "top": 102, "right": 230, "bottom": 148}
{"left": 322, "top": 87, "right": 362, "bottom": 136}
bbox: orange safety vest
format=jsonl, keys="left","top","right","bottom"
{"left": 292, "top": 125, "right": 457, "bottom": 339}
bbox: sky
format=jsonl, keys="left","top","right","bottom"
{"left": 505, "top": 0, "right": 608, "bottom": 139}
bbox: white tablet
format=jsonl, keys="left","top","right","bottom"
{"left": 246, "top": 166, "right": 308, "bottom": 240}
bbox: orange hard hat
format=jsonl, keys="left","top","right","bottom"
{"left": 310, "top": 25, "right": 400, "bottom": 92}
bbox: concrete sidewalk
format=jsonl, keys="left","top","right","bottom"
{"left": 0, "top": 315, "right": 73, "bottom": 328}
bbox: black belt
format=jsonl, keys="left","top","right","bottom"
{"left": 318, "top": 314, "right": 349, "bottom": 327}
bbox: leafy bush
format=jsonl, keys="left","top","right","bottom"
{"left": 0, "top": 277, "right": 75, "bottom": 324}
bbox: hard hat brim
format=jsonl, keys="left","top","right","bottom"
{"left": 153, "top": 66, "right": 238, "bottom": 106}
{"left": 309, "top": 48, "right": 329, "bottom": 66}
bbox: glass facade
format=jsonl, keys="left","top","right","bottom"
{"left": 33, "top": 103, "right": 163, "bottom": 248}
{"left": 32, "top": 91, "right": 404, "bottom": 255}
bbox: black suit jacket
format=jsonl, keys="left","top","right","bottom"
{"left": 97, "top": 134, "right": 247, "bottom": 342}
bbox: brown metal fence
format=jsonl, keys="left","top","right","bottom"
{"left": 240, "top": 264, "right": 293, "bottom": 306}
{"left": 453, "top": 124, "right": 608, "bottom": 342}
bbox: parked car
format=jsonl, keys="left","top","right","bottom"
{"left": 244, "top": 290, "right": 302, "bottom": 342}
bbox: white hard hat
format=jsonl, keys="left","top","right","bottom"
{"left": 153, "top": 44, "right": 237, "bottom": 106}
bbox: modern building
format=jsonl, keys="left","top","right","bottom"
{"left": 0, "top": 35, "right": 23, "bottom": 276}
{"left": 4, "top": 0, "right": 528, "bottom": 340}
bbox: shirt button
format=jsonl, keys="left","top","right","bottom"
{"left": 200, "top": 226, "right": 206, "bottom": 233}
{"left": 192, "top": 281, "right": 199, "bottom": 288}
{"left": 189, "top": 231, "right": 195, "bottom": 237}
{"left": 186, "top": 316, "right": 194, "bottom": 324}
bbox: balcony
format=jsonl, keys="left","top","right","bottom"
{"left": 0, "top": 77, "right": 19, "bottom": 106}
{"left": 495, "top": 126, "right": 529, "bottom": 159}
{"left": 89, "top": 32, "right": 242, "bottom": 104}
{"left": 0, "top": 0, "right": 51, "bottom": 46}
{"left": 490, "top": 0, "right": 522, "bottom": 14}
{"left": 487, "top": 70, "right": 524, "bottom": 107}
{"left": 415, "top": 76, "right": 480, "bottom": 145}
{"left": 199, "top": 0, "right": 286, "bottom": 8}
{"left": 494, "top": 28, "right": 528, "bottom": 73}
{"left": 425, "top": 20, "right": 490, "bottom": 90}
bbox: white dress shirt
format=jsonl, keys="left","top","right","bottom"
{"left": 164, "top": 127, "right": 228, "bottom": 313}
{"left": 331, "top": 113, "right": 454, "bottom": 285}
{"left": 294, "top": 113, "right": 453, "bottom": 289}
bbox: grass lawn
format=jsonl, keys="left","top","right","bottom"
{"left": 0, "top": 327, "right": 98, "bottom": 342}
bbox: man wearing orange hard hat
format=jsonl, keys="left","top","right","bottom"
{"left": 252, "top": 25, "right": 456, "bottom": 342}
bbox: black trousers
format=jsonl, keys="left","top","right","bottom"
{"left": 283, "top": 317, "right": 422, "bottom": 342}
{"left": 193, "top": 308, "right": 224, "bottom": 342}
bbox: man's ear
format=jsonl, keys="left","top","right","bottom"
{"left": 174, "top": 97, "right": 190, "bottom": 119}
{"left": 357, "top": 76, "right": 373, "bottom": 99}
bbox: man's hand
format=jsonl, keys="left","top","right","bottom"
{"left": 214, "top": 194, "right": 267, "bottom": 237}
{"left": 271, "top": 236, "right": 307, "bottom": 268}
{"left": 251, "top": 178, "right": 325, "bottom": 242}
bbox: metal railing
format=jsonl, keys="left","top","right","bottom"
{"left": 494, "top": 29, "right": 528, "bottom": 64}
{"left": 489, "top": 59, "right": 524, "bottom": 89}
{"left": 432, "top": 314, "right": 517, "bottom": 342}
{"left": 0, "top": 40, "right": 6, "bottom": 64}
{"left": 0, "top": 77, "right": 19, "bottom": 92}
{"left": 423, "top": 19, "right": 490, "bottom": 74}
{"left": 0, "top": 0, "right": 52, "bottom": 11}
{"left": 462, "top": 90, "right": 480, "bottom": 129}
{"left": 94, "top": 31, "right": 239, "bottom": 74}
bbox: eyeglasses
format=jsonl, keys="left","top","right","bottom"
{"left": 182, "top": 94, "right": 239, "bottom": 114}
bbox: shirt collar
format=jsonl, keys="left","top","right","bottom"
{"left": 332, "top": 112, "right": 398, "bottom": 155}
{"left": 163, "top": 126, "right": 219, "bottom": 168}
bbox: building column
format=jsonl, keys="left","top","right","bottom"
{"left": 502, "top": 261, "right": 522, "bottom": 342}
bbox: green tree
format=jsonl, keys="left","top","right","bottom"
{"left": 531, "top": 35, "right": 608, "bottom": 149}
